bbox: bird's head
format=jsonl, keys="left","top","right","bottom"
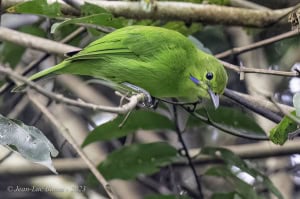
{"left": 190, "top": 51, "right": 228, "bottom": 109}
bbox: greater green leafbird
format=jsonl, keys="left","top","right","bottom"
{"left": 17, "top": 26, "right": 228, "bottom": 108}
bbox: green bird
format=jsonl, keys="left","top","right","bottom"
{"left": 19, "top": 26, "right": 228, "bottom": 108}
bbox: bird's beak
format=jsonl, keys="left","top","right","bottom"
{"left": 208, "top": 88, "right": 219, "bottom": 109}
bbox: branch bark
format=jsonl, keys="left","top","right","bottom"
{"left": 3, "top": 0, "right": 294, "bottom": 27}
{"left": 0, "top": 26, "right": 79, "bottom": 55}
{"left": 0, "top": 66, "right": 144, "bottom": 114}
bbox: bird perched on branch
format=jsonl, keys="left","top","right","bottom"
{"left": 14, "top": 26, "right": 228, "bottom": 108}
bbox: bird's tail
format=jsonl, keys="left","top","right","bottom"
{"left": 12, "top": 61, "right": 68, "bottom": 92}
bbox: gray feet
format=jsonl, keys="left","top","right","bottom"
{"left": 122, "top": 82, "right": 157, "bottom": 108}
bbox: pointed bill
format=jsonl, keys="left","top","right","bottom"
{"left": 208, "top": 89, "right": 219, "bottom": 109}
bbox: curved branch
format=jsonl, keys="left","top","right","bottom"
{"left": 0, "top": 66, "right": 144, "bottom": 114}
{"left": 3, "top": 0, "right": 294, "bottom": 27}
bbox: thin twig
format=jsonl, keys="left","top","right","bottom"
{"left": 269, "top": 97, "right": 300, "bottom": 140}
{"left": 172, "top": 104, "right": 203, "bottom": 198}
{"left": 0, "top": 27, "right": 85, "bottom": 95}
{"left": 136, "top": 176, "right": 172, "bottom": 195}
{"left": 216, "top": 29, "right": 300, "bottom": 59}
{"left": 0, "top": 66, "right": 144, "bottom": 114}
{"left": 28, "top": 95, "right": 116, "bottom": 199}
{"left": 181, "top": 106, "right": 269, "bottom": 140}
{"left": 270, "top": 97, "right": 300, "bottom": 125}
{"left": 61, "top": 0, "right": 83, "bottom": 10}
{"left": 221, "top": 61, "right": 299, "bottom": 77}
{"left": 77, "top": 23, "right": 115, "bottom": 33}
{"left": 0, "top": 151, "right": 13, "bottom": 164}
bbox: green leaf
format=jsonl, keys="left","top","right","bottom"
{"left": 98, "top": 142, "right": 177, "bottom": 180}
{"left": 206, "top": 0, "right": 230, "bottom": 5}
{"left": 0, "top": 25, "right": 46, "bottom": 68}
{"left": 201, "top": 147, "right": 249, "bottom": 171}
{"left": 192, "top": 106, "right": 266, "bottom": 137}
{"left": 269, "top": 111, "right": 298, "bottom": 145}
{"left": 0, "top": 115, "right": 58, "bottom": 173}
{"left": 80, "top": 2, "right": 109, "bottom": 15}
{"left": 163, "top": 21, "right": 202, "bottom": 36}
{"left": 205, "top": 166, "right": 261, "bottom": 199}
{"left": 211, "top": 192, "right": 243, "bottom": 199}
{"left": 144, "top": 194, "right": 191, "bottom": 199}
{"left": 7, "top": 0, "right": 62, "bottom": 17}
{"left": 201, "top": 147, "right": 283, "bottom": 199}
{"left": 82, "top": 110, "right": 174, "bottom": 146}
{"left": 51, "top": 13, "right": 125, "bottom": 33}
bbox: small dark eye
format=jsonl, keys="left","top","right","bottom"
{"left": 206, "top": 72, "right": 214, "bottom": 80}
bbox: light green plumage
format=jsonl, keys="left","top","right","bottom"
{"left": 26, "top": 26, "right": 228, "bottom": 102}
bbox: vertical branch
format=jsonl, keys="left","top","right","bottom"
{"left": 28, "top": 95, "right": 116, "bottom": 199}
{"left": 172, "top": 104, "right": 203, "bottom": 198}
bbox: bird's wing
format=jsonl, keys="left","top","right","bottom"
{"left": 65, "top": 26, "right": 183, "bottom": 61}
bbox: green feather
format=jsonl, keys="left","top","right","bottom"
{"left": 14, "top": 26, "right": 228, "bottom": 103}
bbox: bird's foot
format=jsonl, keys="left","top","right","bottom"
{"left": 288, "top": 128, "right": 300, "bottom": 140}
{"left": 122, "top": 82, "right": 158, "bottom": 108}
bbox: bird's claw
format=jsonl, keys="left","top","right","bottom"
{"left": 122, "top": 82, "right": 158, "bottom": 108}
{"left": 288, "top": 128, "right": 300, "bottom": 140}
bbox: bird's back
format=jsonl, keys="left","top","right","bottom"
{"left": 26, "top": 26, "right": 200, "bottom": 98}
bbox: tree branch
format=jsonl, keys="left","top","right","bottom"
{"left": 0, "top": 26, "right": 79, "bottom": 55}
{"left": 0, "top": 27, "right": 85, "bottom": 95}
{"left": 223, "top": 88, "right": 294, "bottom": 115}
{"left": 221, "top": 61, "right": 299, "bottom": 77}
{"left": 3, "top": 0, "right": 294, "bottom": 27}
{"left": 0, "top": 66, "right": 144, "bottom": 114}
{"left": 216, "top": 29, "right": 300, "bottom": 59}
{"left": 224, "top": 88, "right": 282, "bottom": 123}
{"left": 186, "top": 139, "right": 300, "bottom": 164}
{"left": 28, "top": 95, "right": 116, "bottom": 199}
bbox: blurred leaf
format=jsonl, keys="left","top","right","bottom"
{"left": 0, "top": 25, "right": 46, "bottom": 68}
{"left": 205, "top": 166, "right": 261, "bottom": 199}
{"left": 51, "top": 13, "right": 125, "bottom": 33}
{"left": 202, "top": 147, "right": 283, "bottom": 199}
{"left": 189, "top": 35, "right": 212, "bottom": 54}
{"left": 52, "top": 23, "right": 83, "bottom": 46}
{"left": 201, "top": 147, "right": 248, "bottom": 171}
{"left": 83, "top": 110, "right": 174, "bottom": 146}
{"left": 195, "top": 26, "right": 229, "bottom": 54}
{"left": 144, "top": 195, "right": 191, "bottom": 199}
{"left": 7, "top": 0, "right": 62, "bottom": 17}
{"left": 80, "top": 2, "right": 109, "bottom": 15}
{"left": 269, "top": 111, "right": 298, "bottom": 145}
{"left": 293, "top": 92, "right": 300, "bottom": 117}
{"left": 206, "top": 0, "right": 229, "bottom": 5}
{"left": 163, "top": 21, "right": 202, "bottom": 36}
{"left": 98, "top": 142, "right": 177, "bottom": 180}
{"left": 211, "top": 192, "right": 243, "bottom": 199}
{"left": 0, "top": 115, "right": 58, "bottom": 173}
{"left": 192, "top": 106, "right": 266, "bottom": 137}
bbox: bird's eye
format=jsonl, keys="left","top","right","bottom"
{"left": 206, "top": 72, "right": 213, "bottom": 80}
